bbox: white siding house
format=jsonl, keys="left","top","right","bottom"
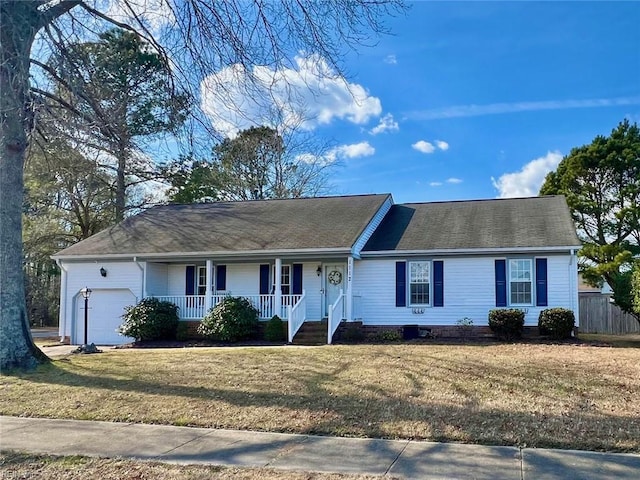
{"left": 53, "top": 194, "right": 581, "bottom": 345}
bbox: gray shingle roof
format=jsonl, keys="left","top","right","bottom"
{"left": 55, "top": 194, "right": 391, "bottom": 257}
{"left": 363, "top": 196, "right": 580, "bottom": 252}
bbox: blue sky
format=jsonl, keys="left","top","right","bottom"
{"left": 157, "top": 1, "right": 639, "bottom": 204}
{"left": 319, "top": 1, "right": 640, "bottom": 203}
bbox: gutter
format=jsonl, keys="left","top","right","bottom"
{"left": 360, "top": 245, "right": 583, "bottom": 258}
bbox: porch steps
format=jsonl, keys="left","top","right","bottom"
{"left": 292, "top": 320, "right": 328, "bottom": 345}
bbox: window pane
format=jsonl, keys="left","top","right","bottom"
{"left": 510, "top": 281, "right": 531, "bottom": 304}
{"left": 410, "top": 262, "right": 430, "bottom": 282}
{"left": 410, "top": 283, "right": 430, "bottom": 305}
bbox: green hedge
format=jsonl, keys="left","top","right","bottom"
{"left": 118, "top": 298, "right": 179, "bottom": 341}
{"left": 488, "top": 309, "right": 525, "bottom": 341}
{"left": 538, "top": 308, "right": 575, "bottom": 340}
{"left": 264, "top": 315, "right": 286, "bottom": 342}
{"left": 198, "top": 296, "right": 259, "bottom": 342}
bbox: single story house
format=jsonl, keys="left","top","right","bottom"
{"left": 52, "top": 194, "right": 581, "bottom": 345}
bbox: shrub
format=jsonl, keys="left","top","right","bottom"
{"left": 488, "top": 309, "right": 525, "bottom": 341}
{"left": 456, "top": 317, "right": 474, "bottom": 338}
{"left": 198, "top": 296, "right": 259, "bottom": 342}
{"left": 340, "top": 323, "right": 365, "bottom": 343}
{"left": 118, "top": 298, "right": 179, "bottom": 341}
{"left": 264, "top": 315, "right": 286, "bottom": 342}
{"left": 368, "top": 330, "right": 402, "bottom": 343}
{"left": 538, "top": 308, "right": 575, "bottom": 340}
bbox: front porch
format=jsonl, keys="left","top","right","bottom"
{"left": 143, "top": 257, "right": 362, "bottom": 343}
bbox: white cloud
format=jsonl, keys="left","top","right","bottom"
{"left": 200, "top": 54, "right": 382, "bottom": 138}
{"left": 384, "top": 54, "right": 397, "bottom": 65}
{"left": 369, "top": 114, "right": 399, "bottom": 135}
{"left": 412, "top": 140, "right": 436, "bottom": 154}
{"left": 326, "top": 141, "right": 375, "bottom": 163}
{"left": 491, "top": 151, "right": 563, "bottom": 198}
{"left": 429, "top": 181, "right": 443, "bottom": 187}
{"left": 446, "top": 177, "right": 462, "bottom": 184}
{"left": 436, "top": 140, "right": 449, "bottom": 151}
{"left": 408, "top": 96, "right": 640, "bottom": 121}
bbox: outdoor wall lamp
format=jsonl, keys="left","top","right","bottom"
{"left": 100, "top": 267, "right": 107, "bottom": 277}
{"left": 316, "top": 266, "right": 322, "bottom": 276}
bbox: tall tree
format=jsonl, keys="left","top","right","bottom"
{"left": 45, "top": 28, "right": 188, "bottom": 221}
{"left": 540, "top": 120, "right": 640, "bottom": 323}
{"left": 162, "top": 156, "right": 222, "bottom": 204}
{"left": 1, "top": 0, "right": 404, "bottom": 369}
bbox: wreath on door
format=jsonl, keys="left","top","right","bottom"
{"left": 328, "top": 270, "right": 343, "bottom": 285}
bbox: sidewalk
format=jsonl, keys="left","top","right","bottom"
{"left": 1, "top": 416, "right": 638, "bottom": 479}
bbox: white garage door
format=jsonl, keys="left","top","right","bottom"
{"left": 75, "top": 289, "right": 137, "bottom": 345}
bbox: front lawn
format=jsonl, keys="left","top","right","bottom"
{"left": 1, "top": 344, "right": 638, "bottom": 452}
{"left": 0, "top": 452, "right": 387, "bottom": 480}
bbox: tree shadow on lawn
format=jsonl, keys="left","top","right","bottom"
{"left": 6, "top": 361, "right": 639, "bottom": 454}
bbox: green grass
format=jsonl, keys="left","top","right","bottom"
{"left": 2, "top": 343, "right": 639, "bottom": 452}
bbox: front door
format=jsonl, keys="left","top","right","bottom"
{"left": 324, "top": 264, "right": 345, "bottom": 316}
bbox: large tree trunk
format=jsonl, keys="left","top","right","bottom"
{"left": 1, "top": 2, "right": 49, "bottom": 370}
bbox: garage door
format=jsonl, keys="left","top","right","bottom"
{"left": 75, "top": 289, "right": 137, "bottom": 345}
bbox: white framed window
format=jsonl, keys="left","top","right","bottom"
{"left": 197, "top": 266, "right": 207, "bottom": 296}
{"left": 272, "top": 264, "right": 291, "bottom": 294}
{"left": 409, "top": 261, "right": 430, "bottom": 306}
{"left": 509, "top": 259, "right": 533, "bottom": 305}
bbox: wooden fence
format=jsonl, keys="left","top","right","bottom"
{"left": 579, "top": 293, "right": 640, "bottom": 334}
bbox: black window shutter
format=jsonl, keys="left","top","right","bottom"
{"left": 292, "top": 264, "right": 303, "bottom": 295}
{"left": 396, "top": 261, "right": 406, "bottom": 307}
{"left": 216, "top": 265, "right": 226, "bottom": 291}
{"left": 536, "top": 258, "right": 548, "bottom": 306}
{"left": 259, "top": 264, "right": 270, "bottom": 295}
{"left": 433, "top": 260, "right": 444, "bottom": 307}
{"left": 185, "top": 265, "right": 195, "bottom": 295}
{"left": 495, "top": 259, "right": 507, "bottom": 307}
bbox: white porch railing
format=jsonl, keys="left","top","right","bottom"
{"left": 288, "top": 290, "right": 307, "bottom": 343}
{"left": 327, "top": 289, "right": 345, "bottom": 344}
{"left": 154, "top": 295, "right": 207, "bottom": 319}
{"left": 152, "top": 294, "right": 302, "bottom": 320}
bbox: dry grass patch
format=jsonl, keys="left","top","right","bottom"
{"left": 1, "top": 344, "right": 639, "bottom": 452}
{"left": 0, "top": 452, "right": 389, "bottom": 479}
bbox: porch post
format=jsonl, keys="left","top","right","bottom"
{"left": 346, "top": 256, "right": 354, "bottom": 321}
{"left": 205, "top": 259, "right": 213, "bottom": 312}
{"left": 274, "top": 257, "right": 282, "bottom": 318}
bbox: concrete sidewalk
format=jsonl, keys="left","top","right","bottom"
{"left": 1, "top": 416, "right": 638, "bottom": 479}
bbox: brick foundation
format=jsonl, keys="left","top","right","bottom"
{"left": 336, "top": 322, "right": 540, "bottom": 341}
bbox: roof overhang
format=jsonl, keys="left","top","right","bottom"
{"left": 52, "top": 247, "right": 354, "bottom": 263}
{"left": 360, "top": 245, "right": 583, "bottom": 258}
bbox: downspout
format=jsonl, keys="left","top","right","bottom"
{"left": 134, "top": 257, "right": 146, "bottom": 301}
{"left": 55, "top": 259, "right": 68, "bottom": 343}
{"left": 569, "top": 249, "right": 578, "bottom": 328}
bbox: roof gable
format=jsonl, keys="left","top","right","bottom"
{"left": 363, "top": 196, "right": 580, "bottom": 252}
{"left": 55, "top": 194, "right": 391, "bottom": 258}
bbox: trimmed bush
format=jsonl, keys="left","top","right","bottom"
{"left": 538, "top": 308, "right": 575, "bottom": 340}
{"left": 488, "top": 309, "right": 525, "bottom": 341}
{"left": 198, "top": 296, "right": 259, "bottom": 342}
{"left": 264, "top": 315, "right": 286, "bottom": 342}
{"left": 118, "top": 298, "right": 179, "bottom": 341}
